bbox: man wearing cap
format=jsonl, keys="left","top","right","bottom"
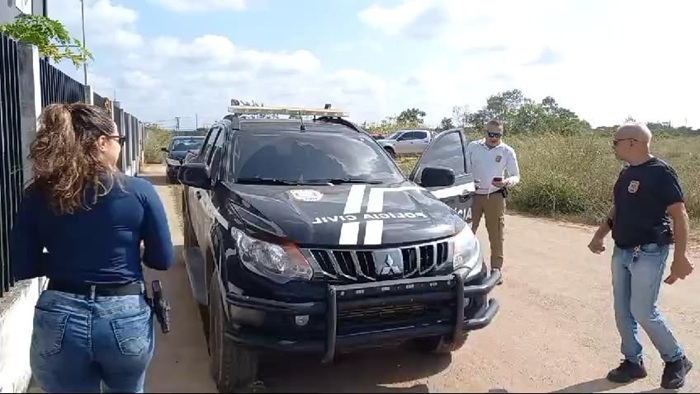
{"left": 587, "top": 122, "right": 694, "bottom": 389}
{"left": 466, "top": 119, "right": 520, "bottom": 285}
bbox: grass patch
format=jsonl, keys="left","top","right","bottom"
{"left": 170, "top": 184, "right": 184, "bottom": 230}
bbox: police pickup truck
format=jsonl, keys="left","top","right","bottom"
{"left": 177, "top": 103, "right": 501, "bottom": 392}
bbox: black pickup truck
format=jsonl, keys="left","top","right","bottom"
{"left": 177, "top": 105, "right": 501, "bottom": 392}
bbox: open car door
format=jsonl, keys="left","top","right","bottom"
{"left": 408, "top": 128, "right": 475, "bottom": 224}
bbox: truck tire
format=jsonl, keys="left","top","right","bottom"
{"left": 412, "top": 332, "right": 469, "bottom": 354}
{"left": 384, "top": 147, "right": 396, "bottom": 159}
{"left": 209, "top": 274, "right": 259, "bottom": 392}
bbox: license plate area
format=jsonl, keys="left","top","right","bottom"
{"left": 322, "top": 274, "right": 464, "bottom": 362}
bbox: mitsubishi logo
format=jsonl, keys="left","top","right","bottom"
{"left": 378, "top": 253, "right": 402, "bottom": 276}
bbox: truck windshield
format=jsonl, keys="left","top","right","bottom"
{"left": 170, "top": 138, "right": 204, "bottom": 152}
{"left": 232, "top": 130, "right": 405, "bottom": 184}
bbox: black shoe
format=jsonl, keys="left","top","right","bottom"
{"left": 606, "top": 359, "right": 648, "bottom": 383}
{"left": 661, "top": 356, "right": 693, "bottom": 389}
{"left": 491, "top": 268, "right": 503, "bottom": 285}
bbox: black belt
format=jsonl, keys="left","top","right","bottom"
{"left": 47, "top": 280, "right": 144, "bottom": 296}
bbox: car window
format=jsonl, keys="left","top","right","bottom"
{"left": 414, "top": 130, "right": 467, "bottom": 183}
{"left": 170, "top": 138, "right": 204, "bottom": 152}
{"left": 402, "top": 131, "right": 427, "bottom": 140}
{"left": 207, "top": 126, "right": 226, "bottom": 177}
{"left": 386, "top": 131, "right": 403, "bottom": 140}
{"left": 231, "top": 130, "right": 405, "bottom": 183}
{"left": 199, "top": 127, "right": 218, "bottom": 158}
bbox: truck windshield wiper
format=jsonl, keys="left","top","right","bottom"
{"left": 302, "top": 178, "right": 383, "bottom": 185}
{"left": 236, "top": 177, "right": 302, "bottom": 185}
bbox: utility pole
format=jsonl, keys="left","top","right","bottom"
{"left": 195, "top": 114, "right": 199, "bottom": 130}
{"left": 80, "top": 0, "right": 88, "bottom": 85}
{"left": 175, "top": 117, "right": 180, "bottom": 131}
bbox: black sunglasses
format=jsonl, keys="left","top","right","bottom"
{"left": 487, "top": 132, "right": 503, "bottom": 138}
{"left": 612, "top": 138, "right": 636, "bottom": 146}
{"left": 107, "top": 135, "right": 127, "bottom": 146}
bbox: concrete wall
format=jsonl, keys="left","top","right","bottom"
{"left": 0, "top": 280, "right": 44, "bottom": 393}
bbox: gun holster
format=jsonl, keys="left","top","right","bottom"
{"left": 653, "top": 223, "right": 674, "bottom": 246}
{"left": 146, "top": 280, "right": 171, "bottom": 334}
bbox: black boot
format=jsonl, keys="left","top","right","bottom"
{"left": 606, "top": 359, "right": 648, "bottom": 383}
{"left": 661, "top": 356, "right": 693, "bottom": 389}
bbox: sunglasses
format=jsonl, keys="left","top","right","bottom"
{"left": 612, "top": 138, "right": 636, "bottom": 146}
{"left": 107, "top": 135, "right": 127, "bottom": 146}
{"left": 487, "top": 132, "right": 503, "bottom": 138}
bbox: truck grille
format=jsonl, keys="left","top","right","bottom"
{"left": 304, "top": 240, "right": 451, "bottom": 282}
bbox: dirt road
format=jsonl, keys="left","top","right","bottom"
{"left": 141, "top": 164, "right": 699, "bottom": 393}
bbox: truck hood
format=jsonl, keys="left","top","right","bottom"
{"left": 226, "top": 181, "right": 464, "bottom": 247}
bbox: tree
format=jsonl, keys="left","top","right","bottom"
{"left": 463, "top": 90, "right": 591, "bottom": 135}
{"left": 0, "top": 14, "right": 92, "bottom": 67}
{"left": 396, "top": 108, "right": 426, "bottom": 125}
{"left": 435, "top": 117, "right": 455, "bottom": 131}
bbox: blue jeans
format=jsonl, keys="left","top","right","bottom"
{"left": 30, "top": 288, "right": 155, "bottom": 393}
{"left": 612, "top": 243, "right": 684, "bottom": 363}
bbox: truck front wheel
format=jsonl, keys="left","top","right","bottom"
{"left": 209, "top": 274, "right": 259, "bottom": 392}
{"left": 412, "top": 332, "right": 469, "bottom": 354}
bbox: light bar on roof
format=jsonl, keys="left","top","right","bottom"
{"left": 227, "top": 105, "right": 349, "bottom": 117}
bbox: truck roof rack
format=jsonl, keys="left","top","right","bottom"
{"left": 227, "top": 104, "right": 349, "bottom": 118}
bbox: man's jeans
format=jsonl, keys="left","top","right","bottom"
{"left": 612, "top": 243, "right": 684, "bottom": 363}
{"left": 30, "top": 288, "right": 155, "bottom": 393}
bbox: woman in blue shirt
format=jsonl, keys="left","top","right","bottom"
{"left": 11, "top": 103, "right": 175, "bottom": 393}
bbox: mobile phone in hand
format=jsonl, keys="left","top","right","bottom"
{"left": 493, "top": 176, "right": 503, "bottom": 182}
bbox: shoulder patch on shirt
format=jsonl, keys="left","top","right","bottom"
{"left": 628, "top": 180, "right": 640, "bottom": 193}
{"left": 495, "top": 155, "right": 502, "bottom": 163}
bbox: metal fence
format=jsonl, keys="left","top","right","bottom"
{"left": 0, "top": 32, "right": 23, "bottom": 296}
{"left": 0, "top": 32, "right": 146, "bottom": 297}
{"left": 39, "top": 59, "right": 85, "bottom": 106}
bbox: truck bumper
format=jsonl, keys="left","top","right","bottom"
{"left": 223, "top": 269, "right": 501, "bottom": 362}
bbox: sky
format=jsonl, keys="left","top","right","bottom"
{"left": 48, "top": 0, "right": 699, "bottom": 130}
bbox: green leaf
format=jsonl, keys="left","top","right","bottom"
{"left": 0, "top": 14, "right": 93, "bottom": 67}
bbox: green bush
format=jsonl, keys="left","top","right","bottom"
{"left": 143, "top": 127, "right": 173, "bottom": 164}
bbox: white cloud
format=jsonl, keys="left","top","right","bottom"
{"left": 48, "top": 0, "right": 395, "bottom": 128}
{"left": 148, "top": 0, "right": 246, "bottom": 12}
{"left": 47, "top": 0, "right": 699, "bottom": 129}
{"left": 48, "top": 0, "right": 143, "bottom": 50}
{"left": 358, "top": 0, "right": 700, "bottom": 127}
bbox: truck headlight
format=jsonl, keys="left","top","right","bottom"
{"left": 165, "top": 158, "right": 181, "bottom": 166}
{"left": 232, "top": 229, "right": 313, "bottom": 284}
{"left": 451, "top": 226, "right": 483, "bottom": 278}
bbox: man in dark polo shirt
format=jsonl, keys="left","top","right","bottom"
{"left": 587, "top": 122, "right": 694, "bottom": 389}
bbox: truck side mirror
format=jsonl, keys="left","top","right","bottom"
{"left": 420, "top": 166, "right": 455, "bottom": 188}
{"left": 178, "top": 162, "right": 211, "bottom": 189}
